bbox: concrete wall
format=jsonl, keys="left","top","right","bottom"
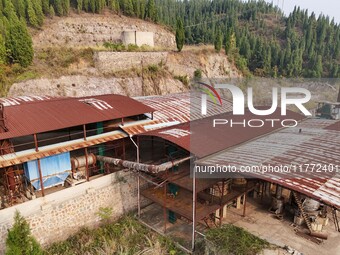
{"left": 94, "top": 51, "right": 168, "bottom": 73}
{"left": 0, "top": 171, "right": 146, "bottom": 253}
{"left": 122, "top": 31, "right": 155, "bottom": 47}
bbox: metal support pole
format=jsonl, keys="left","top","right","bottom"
{"left": 129, "top": 135, "right": 140, "bottom": 217}
{"left": 83, "top": 125, "right": 87, "bottom": 141}
{"left": 192, "top": 164, "right": 196, "bottom": 251}
{"left": 33, "top": 134, "right": 39, "bottom": 152}
{"left": 243, "top": 182, "right": 248, "bottom": 217}
{"left": 243, "top": 193, "right": 247, "bottom": 217}
{"left": 164, "top": 182, "right": 167, "bottom": 233}
{"left": 85, "top": 147, "right": 89, "bottom": 181}
{"left": 219, "top": 180, "right": 225, "bottom": 226}
{"left": 37, "top": 158, "right": 45, "bottom": 197}
{"left": 122, "top": 139, "right": 126, "bottom": 160}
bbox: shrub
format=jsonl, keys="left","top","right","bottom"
{"left": 194, "top": 69, "right": 202, "bottom": 79}
{"left": 205, "top": 224, "right": 270, "bottom": 255}
{"left": 174, "top": 75, "right": 189, "bottom": 87}
{"left": 147, "top": 64, "right": 159, "bottom": 73}
{"left": 6, "top": 211, "right": 43, "bottom": 255}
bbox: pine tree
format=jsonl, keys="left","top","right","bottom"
{"left": 32, "top": 0, "right": 44, "bottom": 26}
{"left": 54, "top": 0, "right": 63, "bottom": 16}
{"left": 41, "top": 0, "right": 50, "bottom": 15}
{"left": 62, "top": 0, "right": 70, "bottom": 15}
{"left": 315, "top": 55, "right": 323, "bottom": 78}
{"left": 49, "top": 5, "right": 55, "bottom": 18}
{"left": 0, "top": 34, "right": 6, "bottom": 64}
{"left": 145, "top": 0, "right": 157, "bottom": 22}
{"left": 123, "top": 0, "right": 134, "bottom": 16}
{"left": 26, "top": 0, "right": 39, "bottom": 28}
{"left": 6, "top": 211, "right": 43, "bottom": 255}
{"left": 214, "top": 28, "right": 223, "bottom": 52}
{"left": 175, "top": 18, "right": 185, "bottom": 52}
{"left": 13, "top": 0, "right": 25, "bottom": 19}
{"left": 89, "top": 0, "right": 95, "bottom": 13}
{"left": 6, "top": 18, "right": 33, "bottom": 67}
{"left": 77, "top": 0, "right": 83, "bottom": 13}
{"left": 83, "top": 0, "right": 89, "bottom": 12}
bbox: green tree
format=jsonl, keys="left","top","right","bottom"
{"left": 12, "top": 0, "right": 25, "bottom": 18}
{"left": 214, "top": 28, "right": 223, "bottom": 52}
{"left": 54, "top": 0, "right": 63, "bottom": 16}
{"left": 314, "top": 55, "right": 323, "bottom": 77}
{"left": 0, "top": 34, "right": 6, "bottom": 64}
{"left": 62, "top": 0, "right": 70, "bottom": 15}
{"left": 5, "top": 211, "right": 43, "bottom": 255}
{"left": 49, "top": 5, "right": 55, "bottom": 18}
{"left": 145, "top": 0, "right": 157, "bottom": 22}
{"left": 6, "top": 18, "right": 33, "bottom": 67}
{"left": 26, "top": 0, "right": 39, "bottom": 27}
{"left": 41, "top": 0, "right": 50, "bottom": 15}
{"left": 123, "top": 0, "right": 134, "bottom": 16}
{"left": 77, "top": 0, "right": 83, "bottom": 13}
{"left": 175, "top": 18, "right": 185, "bottom": 52}
{"left": 89, "top": 0, "right": 95, "bottom": 13}
{"left": 32, "top": 0, "right": 44, "bottom": 26}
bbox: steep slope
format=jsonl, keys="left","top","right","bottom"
{"left": 9, "top": 13, "right": 241, "bottom": 97}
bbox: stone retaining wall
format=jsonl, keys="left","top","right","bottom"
{"left": 0, "top": 171, "right": 146, "bottom": 253}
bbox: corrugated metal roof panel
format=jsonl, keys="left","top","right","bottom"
{"left": 0, "top": 130, "right": 127, "bottom": 167}
{"left": 139, "top": 108, "right": 305, "bottom": 159}
{"left": 197, "top": 118, "right": 340, "bottom": 208}
{"left": 137, "top": 92, "right": 232, "bottom": 122}
{"left": 0, "top": 94, "right": 154, "bottom": 140}
{"left": 122, "top": 92, "right": 233, "bottom": 136}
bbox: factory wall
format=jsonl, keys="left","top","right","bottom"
{"left": 0, "top": 171, "right": 147, "bottom": 253}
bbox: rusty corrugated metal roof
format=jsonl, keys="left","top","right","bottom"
{"left": 0, "top": 130, "right": 127, "bottom": 168}
{"left": 121, "top": 92, "right": 233, "bottom": 135}
{"left": 0, "top": 94, "right": 154, "bottom": 140}
{"left": 139, "top": 122, "right": 191, "bottom": 152}
{"left": 0, "top": 96, "right": 56, "bottom": 106}
{"left": 138, "top": 108, "right": 305, "bottom": 159}
{"left": 197, "top": 118, "right": 340, "bottom": 208}
{"left": 138, "top": 92, "right": 232, "bottom": 122}
{"left": 325, "top": 120, "right": 340, "bottom": 131}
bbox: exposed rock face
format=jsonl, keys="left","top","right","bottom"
{"left": 33, "top": 12, "right": 176, "bottom": 49}
{"left": 9, "top": 76, "right": 186, "bottom": 97}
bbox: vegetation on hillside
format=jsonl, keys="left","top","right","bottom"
{"left": 0, "top": 0, "right": 339, "bottom": 82}
{"left": 205, "top": 224, "right": 270, "bottom": 255}
{"left": 44, "top": 215, "right": 184, "bottom": 255}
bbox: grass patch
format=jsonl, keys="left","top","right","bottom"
{"left": 36, "top": 47, "right": 94, "bottom": 68}
{"left": 205, "top": 224, "right": 270, "bottom": 255}
{"left": 44, "top": 215, "right": 184, "bottom": 255}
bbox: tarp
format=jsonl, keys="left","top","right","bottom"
{"left": 24, "top": 152, "right": 71, "bottom": 190}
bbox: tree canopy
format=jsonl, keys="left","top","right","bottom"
{"left": 0, "top": 0, "right": 338, "bottom": 77}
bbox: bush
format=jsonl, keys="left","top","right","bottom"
{"left": 127, "top": 44, "right": 139, "bottom": 52}
{"left": 194, "top": 69, "right": 202, "bottom": 79}
{"left": 6, "top": 211, "right": 43, "bottom": 255}
{"left": 147, "top": 64, "right": 159, "bottom": 73}
{"left": 205, "top": 224, "right": 270, "bottom": 255}
{"left": 174, "top": 75, "right": 189, "bottom": 87}
{"left": 103, "top": 42, "right": 126, "bottom": 51}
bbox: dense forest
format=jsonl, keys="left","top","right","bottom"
{"left": 0, "top": 0, "right": 339, "bottom": 78}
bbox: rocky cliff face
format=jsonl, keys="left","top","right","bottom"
{"left": 9, "top": 13, "right": 241, "bottom": 97}
{"left": 32, "top": 11, "right": 176, "bottom": 49}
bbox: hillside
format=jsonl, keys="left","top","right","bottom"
{"left": 7, "top": 12, "right": 240, "bottom": 97}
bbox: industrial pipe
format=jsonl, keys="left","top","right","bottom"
{"left": 96, "top": 155, "right": 191, "bottom": 173}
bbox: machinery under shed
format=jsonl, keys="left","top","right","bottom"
{"left": 0, "top": 91, "right": 339, "bottom": 254}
